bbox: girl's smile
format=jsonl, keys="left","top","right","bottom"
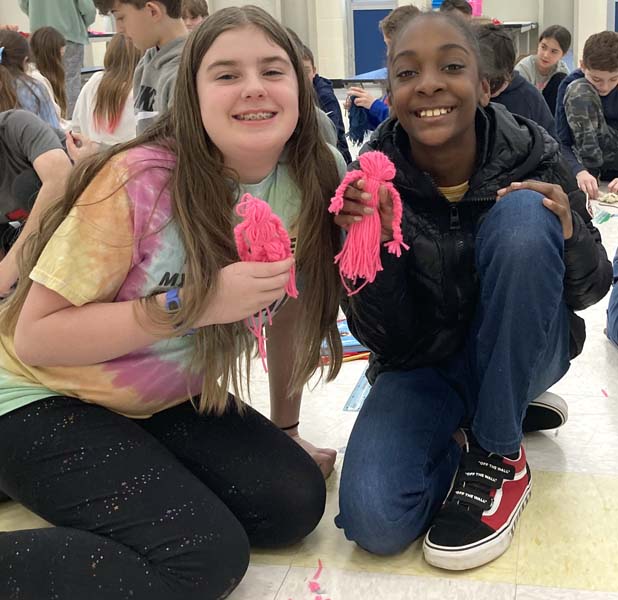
{"left": 413, "top": 105, "right": 455, "bottom": 119}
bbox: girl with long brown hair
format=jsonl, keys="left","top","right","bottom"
{"left": 72, "top": 33, "right": 141, "bottom": 144}
{"left": 29, "top": 26, "right": 68, "bottom": 123}
{"left": 0, "top": 29, "right": 60, "bottom": 128}
{"left": 0, "top": 6, "right": 344, "bottom": 599}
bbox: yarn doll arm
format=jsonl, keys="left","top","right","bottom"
{"left": 329, "top": 170, "right": 364, "bottom": 215}
{"left": 381, "top": 181, "right": 410, "bottom": 256}
{"left": 266, "top": 298, "right": 336, "bottom": 479}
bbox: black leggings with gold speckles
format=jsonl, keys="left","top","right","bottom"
{"left": 0, "top": 396, "right": 325, "bottom": 600}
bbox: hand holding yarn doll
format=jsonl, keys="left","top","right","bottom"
{"left": 329, "top": 151, "right": 409, "bottom": 295}
{"left": 234, "top": 193, "right": 298, "bottom": 370}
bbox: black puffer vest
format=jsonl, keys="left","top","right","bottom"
{"left": 342, "top": 104, "right": 613, "bottom": 383}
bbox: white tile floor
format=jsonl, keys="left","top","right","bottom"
{"left": 2, "top": 197, "right": 617, "bottom": 600}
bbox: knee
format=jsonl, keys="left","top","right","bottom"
{"left": 336, "top": 473, "right": 429, "bottom": 556}
{"left": 248, "top": 455, "right": 326, "bottom": 548}
{"left": 166, "top": 514, "right": 250, "bottom": 600}
{"left": 481, "top": 190, "right": 563, "bottom": 258}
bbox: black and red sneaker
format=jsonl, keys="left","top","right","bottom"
{"left": 423, "top": 433, "right": 531, "bottom": 570}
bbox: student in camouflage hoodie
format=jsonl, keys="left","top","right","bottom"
{"left": 555, "top": 31, "right": 618, "bottom": 200}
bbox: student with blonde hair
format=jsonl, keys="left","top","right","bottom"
{"left": 72, "top": 33, "right": 141, "bottom": 144}
{"left": 0, "top": 6, "right": 345, "bottom": 598}
{"left": 29, "top": 26, "right": 69, "bottom": 128}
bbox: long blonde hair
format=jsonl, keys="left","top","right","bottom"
{"left": 93, "top": 33, "right": 141, "bottom": 133}
{"left": 2, "top": 6, "right": 343, "bottom": 414}
{"left": 29, "top": 26, "right": 67, "bottom": 118}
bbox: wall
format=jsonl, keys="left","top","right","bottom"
{"left": 573, "top": 0, "right": 609, "bottom": 62}
{"left": 0, "top": 1, "right": 30, "bottom": 30}
{"left": 540, "top": 0, "right": 574, "bottom": 31}
{"left": 315, "top": 0, "right": 348, "bottom": 77}
{"left": 483, "top": 0, "right": 539, "bottom": 21}
{"left": 210, "top": 0, "right": 281, "bottom": 16}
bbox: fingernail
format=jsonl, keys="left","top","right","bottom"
{"left": 362, "top": 193, "right": 371, "bottom": 200}
{"left": 354, "top": 216, "right": 362, "bottom": 222}
{"left": 512, "top": 182, "right": 522, "bottom": 187}
{"left": 363, "top": 207, "right": 374, "bottom": 214}
{"left": 497, "top": 188, "right": 506, "bottom": 194}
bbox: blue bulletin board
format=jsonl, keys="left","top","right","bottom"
{"left": 353, "top": 8, "right": 391, "bottom": 75}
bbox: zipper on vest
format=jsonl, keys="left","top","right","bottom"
{"left": 449, "top": 205, "right": 461, "bottom": 230}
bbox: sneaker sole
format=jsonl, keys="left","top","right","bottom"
{"left": 422, "top": 480, "right": 532, "bottom": 571}
{"left": 522, "top": 394, "right": 568, "bottom": 433}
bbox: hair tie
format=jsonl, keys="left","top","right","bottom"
{"left": 0, "top": 47, "right": 4, "bottom": 65}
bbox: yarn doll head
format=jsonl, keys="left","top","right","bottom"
{"left": 358, "top": 151, "right": 397, "bottom": 181}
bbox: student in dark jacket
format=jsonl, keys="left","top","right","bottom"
{"left": 333, "top": 11, "right": 611, "bottom": 573}
{"left": 301, "top": 45, "right": 352, "bottom": 163}
{"left": 477, "top": 23, "right": 556, "bottom": 138}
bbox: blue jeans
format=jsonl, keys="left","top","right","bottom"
{"left": 335, "top": 190, "right": 571, "bottom": 555}
{"left": 607, "top": 247, "right": 618, "bottom": 347}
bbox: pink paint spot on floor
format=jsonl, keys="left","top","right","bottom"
{"left": 313, "top": 559, "right": 323, "bottom": 580}
{"left": 602, "top": 389, "right": 609, "bottom": 397}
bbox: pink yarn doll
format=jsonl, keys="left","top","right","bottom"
{"left": 329, "top": 150, "right": 409, "bottom": 295}
{"left": 234, "top": 193, "right": 298, "bottom": 370}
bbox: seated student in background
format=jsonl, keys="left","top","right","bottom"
{"left": 0, "top": 7, "right": 346, "bottom": 597}
{"left": 29, "top": 26, "right": 70, "bottom": 131}
{"left": 0, "top": 109, "right": 72, "bottom": 296}
{"left": 477, "top": 24, "right": 556, "bottom": 138}
{"left": 516, "top": 25, "right": 571, "bottom": 113}
{"left": 0, "top": 30, "right": 61, "bottom": 129}
{"left": 72, "top": 33, "right": 141, "bottom": 145}
{"left": 439, "top": 0, "right": 473, "bottom": 20}
{"left": 345, "top": 4, "right": 420, "bottom": 135}
{"left": 181, "top": 0, "right": 208, "bottom": 32}
{"left": 556, "top": 31, "right": 618, "bottom": 200}
{"left": 302, "top": 44, "right": 352, "bottom": 163}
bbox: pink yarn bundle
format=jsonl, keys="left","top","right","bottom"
{"left": 329, "top": 151, "right": 409, "bottom": 295}
{"left": 234, "top": 193, "right": 298, "bottom": 370}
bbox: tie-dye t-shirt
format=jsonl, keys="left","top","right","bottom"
{"left": 0, "top": 144, "right": 345, "bottom": 419}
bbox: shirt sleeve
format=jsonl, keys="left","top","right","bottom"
{"left": 7, "top": 110, "right": 63, "bottom": 166}
{"left": 30, "top": 158, "right": 135, "bottom": 306}
{"left": 78, "top": 0, "right": 97, "bottom": 26}
{"left": 368, "top": 99, "right": 389, "bottom": 128}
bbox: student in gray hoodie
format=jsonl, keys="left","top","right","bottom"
{"left": 68, "top": 0, "right": 187, "bottom": 158}
{"left": 96, "top": 0, "right": 187, "bottom": 133}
